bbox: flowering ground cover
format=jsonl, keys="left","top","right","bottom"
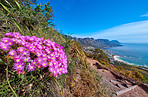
{"left": 0, "top": 32, "right": 68, "bottom": 78}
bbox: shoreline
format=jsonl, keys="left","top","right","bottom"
{"left": 113, "top": 55, "right": 135, "bottom": 65}
{"left": 114, "top": 55, "right": 125, "bottom": 63}
{"left": 113, "top": 55, "right": 148, "bottom": 71}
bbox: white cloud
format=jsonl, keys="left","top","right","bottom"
{"left": 92, "top": 20, "right": 148, "bottom": 43}
{"left": 140, "top": 13, "right": 148, "bottom": 17}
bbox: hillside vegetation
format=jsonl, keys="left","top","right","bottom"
{"left": 0, "top": 0, "right": 109, "bottom": 96}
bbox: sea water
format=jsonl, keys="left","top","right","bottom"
{"left": 108, "top": 43, "right": 148, "bottom": 67}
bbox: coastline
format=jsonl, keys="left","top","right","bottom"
{"left": 113, "top": 55, "right": 148, "bottom": 71}
{"left": 103, "top": 48, "right": 148, "bottom": 72}
{"left": 113, "top": 55, "right": 125, "bottom": 63}
{"left": 113, "top": 55, "right": 135, "bottom": 65}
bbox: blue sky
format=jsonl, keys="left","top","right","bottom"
{"left": 37, "top": 0, "right": 148, "bottom": 43}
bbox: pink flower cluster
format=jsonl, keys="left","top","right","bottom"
{"left": 0, "top": 32, "right": 68, "bottom": 78}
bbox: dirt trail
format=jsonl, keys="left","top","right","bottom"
{"left": 87, "top": 58, "right": 148, "bottom": 97}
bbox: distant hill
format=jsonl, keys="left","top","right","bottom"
{"left": 110, "top": 40, "right": 121, "bottom": 44}
{"left": 65, "top": 35, "right": 122, "bottom": 48}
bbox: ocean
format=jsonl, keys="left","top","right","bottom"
{"left": 108, "top": 43, "right": 148, "bottom": 67}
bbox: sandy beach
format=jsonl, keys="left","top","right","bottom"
{"left": 113, "top": 55, "right": 132, "bottom": 65}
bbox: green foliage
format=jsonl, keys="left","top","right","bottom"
{"left": 0, "top": 0, "right": 54, "bottom": 37}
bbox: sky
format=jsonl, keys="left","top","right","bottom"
{"left": 37, "top": 0, "right": 148, "bottom": 43}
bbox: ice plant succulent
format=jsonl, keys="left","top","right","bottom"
{"left": 0, "top": 32, "right": 68, "bottom": 78}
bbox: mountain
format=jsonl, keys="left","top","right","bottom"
{"left": 68, "top": 36, "right": 122, "bottom": 48}
{"left": 110, "top": 40, "right": 121, "bottom": 44}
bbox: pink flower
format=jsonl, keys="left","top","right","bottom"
{"left": 36, "top": 52, "right": 42, "bottom": 57}
{"left": 5, "top": 32, "right": 13, "bottom": 37}
{"left": 48, "top": 62, "right": 53, "bottom": 67}
{"left": 27, "top": 63, "right": 36, "bottom": 71}
{"left": 19, "top": 36, "right": 26, "bottom": 41}
{"left": 41, "top": 61, "right": 48, "bottom": 67}
{"left": 29, "top": 37, "right": 34, "bottom": 42}
{"left": 24, "top": 57, "right": 31, "bottom": 62}
{"left": 53, "top": 70, "right": 58, "bottom": 76}
{"left": 16, "top": 70, "right": 23, "bottom": 74}
{"left": 43, "top": 57, "right": 47, "bottom": 61}
{"left": 37, "top": 58, "right": 43, "bottom": 63}
{"left": 42, "top": 53, "right": 47, "bottom": 57}
{"left": 14, "top": 55, "right": 23, "bottom": 63}
{"left": 17, "top": 47, "right": 25, "bottom": 53}
{"left": 68, "top": 60, "right": 71, "bottom": 63}
{"left": 7, "top": 41, "right": 13, "bottom": 46}
{"left": 13, "top": 62, "right": 25, "bottom": 71}
{"left": 20, "top": 41, "right": 27, "bottom": 46}
{"left": 37, "top": 64, "right": 42, "bottom": 69}
{"left": 24, "top": 43, "right": 31, "bottom": 48}
{"left": 49, "top": 67, "right": 54, "bottom": 73}
{"left": 22, "top": 51, "right": 30, "bottom": 57}
{"left": 1, "top": 37, "right": 10, "bottom": 44}
{"left": 36, "top": 44, "right": 42, "bottom": 49}
{"left": 45, "top": 49, "right": 51, "bottom": 54}
{"left": 13, "top": 32, "right": 21, "bottom": 38}
{"left": 0, "top": 42, "right": 5, "bottom": 46}
{"left": 0, "top": 43, "right": 10, "bottom": 51}
{"left": 15, "top": 39, "right": 21, "bottom": 44}
{"left": 77, "top": 69, "right": 80, "bottom": 73}
{"left": 8, "top": 50, "right": 17, "bottom": 56}
{"left": 11, "top": 38, "right": 17, "bottom": 43}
